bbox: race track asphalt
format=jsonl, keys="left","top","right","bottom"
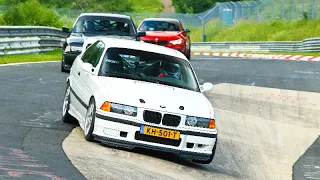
{"left": 191, "top": 56, "right": 320, "bottom": 93}
{"left": 0, "top": 62, "right": 85, "bottom": 179}
{"left": 0, "top": 56, "right": 319, "bottom": 179}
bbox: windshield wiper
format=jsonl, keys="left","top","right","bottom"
{"left": 152, "top": 78, "right": 188, "bottom": 90}
{"left": 103, "top": 72, "right": 188, "bottom": 89}
{"left": 105, "top": 72, "right": 137, "bottom": 80}
{"left": 107, "top": 72, "right": 160, "bottom": 84}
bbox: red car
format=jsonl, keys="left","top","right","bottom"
{"left": 137, "top": 18, "right": 191, "bottom": 60}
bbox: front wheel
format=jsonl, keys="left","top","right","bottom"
{"left": 84, "top": 98, "right": 96, "bottom": 142}
{"left": 62, "top": 83, "right": 73, "bottom": 123}
{"left": 61, "top": 59, "right": 68, "bottom": 72}
{"left": 184, "top": 43, "right": 191, "bottom": 60}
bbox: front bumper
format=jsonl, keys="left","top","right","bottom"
{"left": 141, "top": 40, "right": 185, "bottom": 53}
{"left": 63, "top": 51, "right": 81, "bottom": 66}
{"left": 93, "top": 111, "right": 217, "bottom": 161}
{"left": 165, "top": 43, "right": 185, "bottom": 53}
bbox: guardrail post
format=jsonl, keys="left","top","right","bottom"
{"left": 291, "top": 0, "right": 295, "bottom": 21}
{"left": 280, "top": 0, "right": 285, "bottom": 20}
{"left": 201, "top": 18, "right": 205, "bottom": 42}
{"left": 311, "top": 0, "right": 316, "bottom": 19}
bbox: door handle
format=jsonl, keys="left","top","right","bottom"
{"left": 78, "top": 72, "right": 80, "bottom": 76}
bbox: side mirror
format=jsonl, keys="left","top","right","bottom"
{"left": 82, "top": 63, "right": 94, "bottom": 73}
{"left": 62, "top": 26, "right": 70, "bottom": 33}
{"left": 184, "top": 29, "right": 191, "bottom": 33}
{"left": 198, "top": 79, "right": 205, "bottom": 85}
{"left": 136, "top": 31, "right": 146, "bottom": 37}
{"left": 200, "top": 82, "right": 214, "bottom": 93}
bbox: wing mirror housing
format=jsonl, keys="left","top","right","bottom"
{"left": 184, "top": 28, "right": 191, "bottom": 33}
{"left": 137, "top": 31, "right": 146, "bottom": 37}
{"left": 200, "top": 82, "right": 214, "bottom": 95}
{"left": 62, "top": 26, "right": 70, "bottom": 33}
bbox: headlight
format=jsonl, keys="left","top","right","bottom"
{"left": 100, "top": 102, "right": 137, "bottom": 117}
{"left": 185, "top": 116, "right": 216, "bottom": 129}
{"left": 170, "top": 39, "right": 183, "bottom": 45}
{"left": 64, "top": 45, "right": 71, "bottom": 52}
{"left": 64, "top": 45, "right": 82, "bottom": 52}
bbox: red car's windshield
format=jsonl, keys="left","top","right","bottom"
{"left": 138, "top": 20, "right": 180, "bottom": 31}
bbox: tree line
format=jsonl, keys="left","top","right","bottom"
{"left": 0, "top": 0, "right": 246, "bottom": 13}
{"left": 0, "top": 0, "right": 133, "bottom": 12}
{"left": 172, "top": 0, "right": 245, "bottom": 14}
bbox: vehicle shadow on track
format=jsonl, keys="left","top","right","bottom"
{"left": 96, "top": 141, "right": 240, "bottom": 179}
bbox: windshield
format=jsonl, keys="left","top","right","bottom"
{"left": 138, "top": 20, "right": 180, "bottom": 31}
{"left": 71, "top": 15, "right": 136, "bottom": 36}
{"left": 98, "top": 48, "right": 200, "bottom": 92}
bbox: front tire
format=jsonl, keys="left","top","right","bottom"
{"left": 62, "top": 83, "right": 73, "bottom": 123}
{"left": 84, "top": 98, "right": 96, "bottom": 142}
{"left": 185, "top": 43, "right": 191, "bottom": 60}
{"left": 61, "top": 59, "right": 68, "bottom": 72}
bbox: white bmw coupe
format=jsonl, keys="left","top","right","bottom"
{"left": 62, "top": 37, "right": 218, "bottom": 164}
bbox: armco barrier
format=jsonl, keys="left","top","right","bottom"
{"left": 0, "top": 26, "right": 68, "bottom": 55}
{"left": 191, "top": 38, "right": 320, "bottom": 53}
{"left": 0, "top": 26, "right": 319, "bottom": 56}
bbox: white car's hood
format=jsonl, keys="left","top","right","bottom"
{"left": 98, "top": 77, "right": 212, "bottom": 118}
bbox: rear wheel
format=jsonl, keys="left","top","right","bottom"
{"left": 84, "top": 98, "right": 96, "bottom": 142}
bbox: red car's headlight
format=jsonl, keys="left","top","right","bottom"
{"left": 169, "top": 39, "right": 183, "bottom": 45}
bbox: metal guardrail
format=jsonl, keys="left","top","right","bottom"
{"left": 191, "top": 38, "right": 320, "bottom": 53}
{"left": 0, "top": 26, "right": 319, "bottom": 55}
{"left": 0, "top": 26, "right": 68, "bottom": 56}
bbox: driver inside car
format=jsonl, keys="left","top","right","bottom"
{"left": 84, "top": 20, "right": 95, "bottom": 32}
{"left": 157, "top": 62, "right": 182, "bottom": 80}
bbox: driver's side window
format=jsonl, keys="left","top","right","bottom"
{"left": 81, "top": 41, "right": 99, "bottom": 64}
{"left": 87, "top": 42, "right": 105, "bottom": 67}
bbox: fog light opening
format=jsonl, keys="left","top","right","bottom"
{"left": 120, "top": 131, "right": 128, "bottom": 138}
{"left": 187, "top": 143, "right": 194, "bottom": 148}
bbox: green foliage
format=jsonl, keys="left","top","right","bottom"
{"left": 0, "top": 0, "right": 69, "bottom": 8}
{"left": 70, "top": 0, "right": 163, "bottom": 13}
{"left": 172, "top": 0, "right": 243, "bottom": 14}
{"left": 129, "top": 0, "right": 163, "bottom": 13}
{"left": 0, "top": 49, "right": 62, "bottom": 64}
{"left": 0, "top": 15, "right": 6, "bottom": 25}
{"left": 71, "top": 0, "right": 132, "bottom": 12}
{"left": 0, "top": 0, "right": 163, "bottom": 13}
{"left": 3, "top": 0, "right": 62, "bottom": 27}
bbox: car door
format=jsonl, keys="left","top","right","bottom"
{"left": 80, "top": 41, "right": 106, "bottom": 112}
{"left": 72, "top": 42, "right": 97, "bottom": 120}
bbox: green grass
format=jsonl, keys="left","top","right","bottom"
{"left": 129, "top": 0, "right": 163, "bottom": 13}
{"left": 0, "top": 49, "right": 62, "bottom": 64}
{"left": 60, "top": 17, "right": 76, "bottom": 29}
{"left": 189, "top": 19, "right": 320, "bottom": 42}
{"left": 186, "top": 19, "right": 320, "bottom": 56}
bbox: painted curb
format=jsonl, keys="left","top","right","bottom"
{"left": 191, "top": 52, "right": 320, "bottom": 62}
{"left": 0, "top": 60, "right": 60, "bottom": 67}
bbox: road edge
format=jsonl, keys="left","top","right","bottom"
{"left": 191, "top": 52, "right": 320, "bottom": 61}
{"left": 292, "top": 136, "right": 320, "bottom": 179}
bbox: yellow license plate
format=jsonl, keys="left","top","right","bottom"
{"left": 140, "top": 125, "right": 180, "bottom": 140}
